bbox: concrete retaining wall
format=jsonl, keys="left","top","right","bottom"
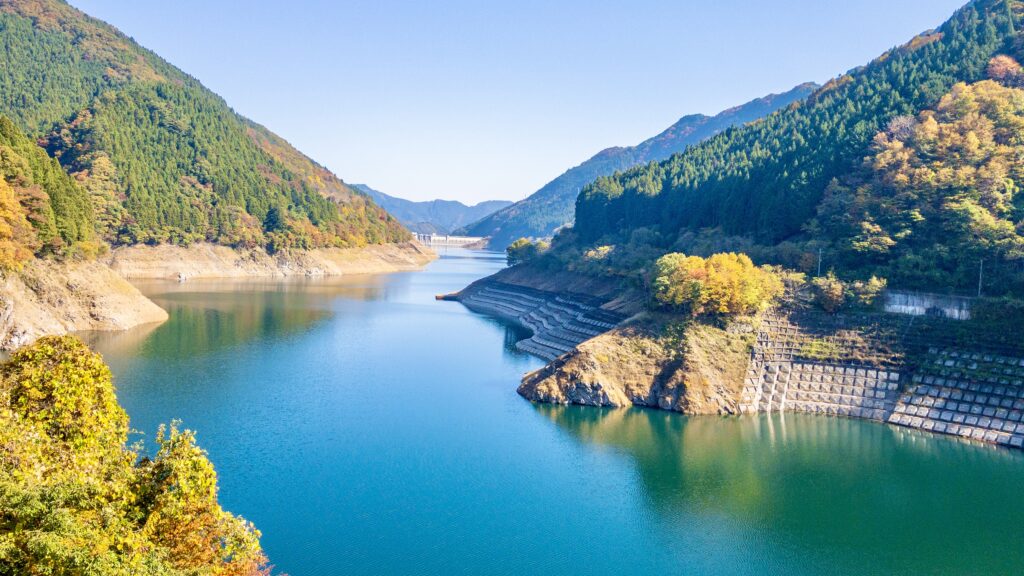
{"left": 884, "top": 290, "right": 972, "bottom": 320}
{"left": 740, "top": 310, "right": 1024, "bottom": 450}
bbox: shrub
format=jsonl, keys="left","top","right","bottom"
{"left": 811, "top": 272, "right": 847, "bottom": 313}
{"left": 850, "top": 276, "right": 888, "bottom": 307}
{"left": 506, "top": 237, "right": 549, "bottom": 266}
{"left": 811, "top": 273, "right": 888, "bottom": 312}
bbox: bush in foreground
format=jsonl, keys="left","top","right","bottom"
{"left": 0, "top": 336, "right": 269, "bottom": 575}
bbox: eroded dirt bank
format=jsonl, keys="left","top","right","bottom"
{"left": 518, "top": 316, "right": 755, "bottom": 414}
{"left": 0, "top": 259, "right": 168, "bottom": 350}
{"left": 106, "top": 241, "right": 436, "bottom": 280}
{"left": 1, "top": 242, "right": 436, "bottom": 350}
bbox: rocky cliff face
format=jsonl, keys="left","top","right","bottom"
{"left": 518, "top": 316, "right": 754, "bottom": 414}
{"left": 0, "top": 259, "right": 168, "bottom": 350}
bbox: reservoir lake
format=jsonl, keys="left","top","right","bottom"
{"left": 84, "top": 249, "right": 1024, "bottom": 576}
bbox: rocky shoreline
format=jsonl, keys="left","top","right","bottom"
{"left": 0, "top": 259, "right": 168, "bottom": 350}
{"left": 1, "top": 241, "right": 437, "bottom": 350}
{"left": 458, "top": 265, "right": 1024, "bottom": 451}
{"left": 106, "top": 241, "right": 436, "bottom": 280}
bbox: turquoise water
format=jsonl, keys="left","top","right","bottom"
{"left": 85, "top": 250, "right": 1024, "bottom": 576}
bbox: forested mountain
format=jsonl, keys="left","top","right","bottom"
{"left": 564, "top": 0, "right": 1024, "bottom": 295}
{"left": 352, "top": 184, "right": 511, "bottom": 235}
{"left": 460, "top": 83, "right": 818, "bottom": 248}
{"left": 0, "top": 114, "right": 94, "bottom": 268}
{"left": 0, "top": 0, "right": 407, "bottom": 251}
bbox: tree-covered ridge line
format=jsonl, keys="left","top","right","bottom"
{"left": 0, "top": 0, "right": 408, "bottom": 251}
{"left": 0, "top": 336, "right": 269, "bottom": 575}
{"left": 574, "top": 0, "right": 1019, "bottom": 248}
{"left": 558, "top": 0, "right": 1024, "bottom": 297}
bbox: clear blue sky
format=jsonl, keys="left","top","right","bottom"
{"left": 70, "top": 0, "right": 967, "bottom": 204}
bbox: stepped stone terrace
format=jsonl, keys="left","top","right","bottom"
{"left": 456, "top": 281, "right": 625, "bottom": 360}
{"left": 458, "top": 275, "right": 1024, "bottom": 451}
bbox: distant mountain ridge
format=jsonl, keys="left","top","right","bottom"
{"left": 459, "top": 82, "right": 819, "bottom": 248}
{"left": 352, "top": 184, "right": 511, "bottom": 235}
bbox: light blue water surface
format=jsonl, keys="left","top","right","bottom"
{"left": 85, "top": 250, "right": 1024, "bottom": 576}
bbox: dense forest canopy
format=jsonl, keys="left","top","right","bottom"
{"left": 815, "top": 76, "right": 1024, "bottom": 290}
{"left": 564, "top": 0, "right": 1024, "bottom": 296}
{"left": 0, "top": 114, "right": 95, "bottom": 267}
{"left": 0, "top": 0, "right": 408, "bottom": 251}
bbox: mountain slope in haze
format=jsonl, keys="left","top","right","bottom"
{"left": 0, "top": 0, "right": 407, "bottom": 250}
{"left": 566, "top": 0, "right": 1024, "bottom": 294}
{"left": 460, "top": 82, "right": 818, "bottom": 248}
{"left": 353, "top": 184, "right": 511, "bottom": 235}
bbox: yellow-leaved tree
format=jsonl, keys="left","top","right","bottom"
{"left": 0, "top": 179, "right": 34, "bottom": 270}
{"left": 0, "top": 336, "right": 269, "bottom": 575}
{"left": 652, "top": 252, "right": 784, "bottom": 316}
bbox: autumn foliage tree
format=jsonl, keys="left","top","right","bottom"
{"left": 652, "top": 252, "right": 784, "bottom": 316}
{"left": 0, "top": 179, "right": 34, "bottom": 269}
{"left": 814, "top": 69, "right": 1024, "bottom": 290}
{"left": 0, "top": 336, "right": 269, "bottom": 575}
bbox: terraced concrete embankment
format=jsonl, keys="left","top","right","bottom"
{"left": 457, "top": 281, "right": 624, "bottom": 359}
{"left": 740, "top": 310, "right": 1024, "bottom": 449}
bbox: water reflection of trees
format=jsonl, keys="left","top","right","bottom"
{"left": 84, "top": 277, "right": 391, "bottom": 358}
{"left": 536, "top": 405, "right": 1024, "bottom": 574}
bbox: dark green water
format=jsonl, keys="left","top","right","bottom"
{"left": 84, "top": 250, "right": 1024, "bottom": 575}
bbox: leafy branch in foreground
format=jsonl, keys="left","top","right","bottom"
{"left": 0, "top": 336, "right": 270, "bottom": 575}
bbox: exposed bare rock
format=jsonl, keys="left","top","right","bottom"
{"left": 519, "top": 316, "right": 755, "bottom": 415}
{"left": 0, "top": 259, "right": 169, "bottom": 350}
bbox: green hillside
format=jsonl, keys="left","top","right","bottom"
{"left": 0, "top": 0, "right": 407, "bottom": 251}
{"left": 0, "top": 114, "right": 95, "bottom": 267}
{"left": 459, "top": 83, "right": 817, "bottom": 249}
{"left": 567, "top": 0, "right": 1024, "bottom": 294}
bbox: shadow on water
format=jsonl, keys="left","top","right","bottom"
{"left": 469, "top": 315, "right": 533, "bottom": 355}
{"left": 534, "top": 404, "right": 1024, "bottom": 575}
